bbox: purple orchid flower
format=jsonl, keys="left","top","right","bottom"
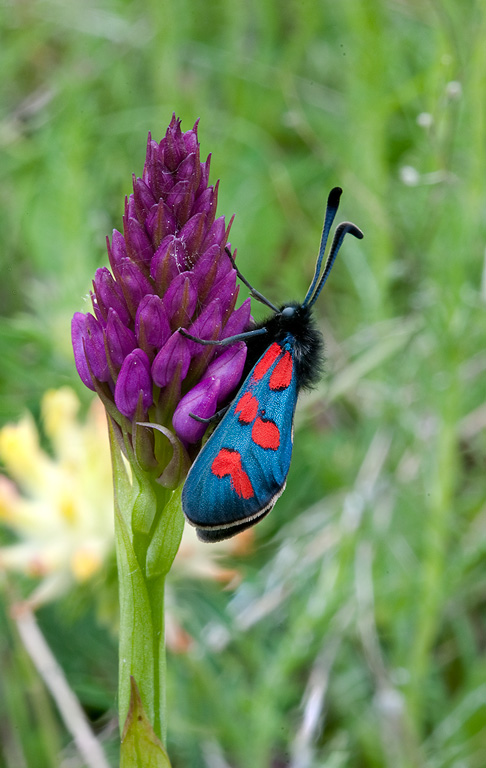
{"left": 72, "top": 115, "right": 250, "bottom": 468}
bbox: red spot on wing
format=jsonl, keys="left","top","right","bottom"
{"left": 269, "top": 351, "right": 293, "bottom": 390}
{"left": 253, "top": 343, "right": 281, "bottom": 381}
{"left": 252, "top": 417, "right": 280, "bottom": 450}
{"left": 211, "top": 448, "right": 254, "bottom": 499}
{"left": 235, "top": 392, "right": 259, "bottom": 424}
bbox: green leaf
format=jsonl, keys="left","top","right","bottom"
{"left": 137, "top": 423, "right": 190, "bottom": 489}
{"left": 132, "top": 483, "right": 157, "bottom": 535}
{"left": 121, "top": 677, "right": 172, "bottom": 768}
{"left": 108, "top": 417, "right": 137, "bottom": 529}
{"left": 146, "top": 485, "right": 185, "bottom": 580}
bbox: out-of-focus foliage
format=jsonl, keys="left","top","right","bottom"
{"left": 1, "top": 0, "right": 485, "bottom": 766}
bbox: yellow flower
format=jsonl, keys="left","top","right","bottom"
{"left": 0, "top": 387, "right": 113, "bottom": 607}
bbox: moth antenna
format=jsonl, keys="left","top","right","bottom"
{"left": 303, "top": 187, "right": 342, "bottom": 306}
{"left": 307, "top": 221, "right": 363, "bottom": 307}
{"left": 225, "top": 247, "right": 280, "bottom": 313}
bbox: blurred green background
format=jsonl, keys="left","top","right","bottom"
{"left": 1, "top": 0, "right": 486, "bottom": 766}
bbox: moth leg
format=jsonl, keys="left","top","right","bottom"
{"left": 189, "top": 405, "right": 230, "bottom": 424}
{"left": 224, "top": 247, "right": 279, "bottom": 313}
{"left": 178, "top": 327, "right": 268, "bottom": 346}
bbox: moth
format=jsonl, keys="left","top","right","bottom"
{"left": 181, "top": 187, "right": 363, "bottom": 541}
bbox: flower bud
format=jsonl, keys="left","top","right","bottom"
{"left": 151, "top": 331, "right": 191, "bottom": 389}
{"left": 163, "top": 272, "right": 198, "bottom": 329}
{"left": 204, "top": 343, "right": 247, "bottom": 404}
{"left": 113, "top": 258, "right": 153, "bottom": 318}
{"left": 92, "top": 267, "right": 131, "bottom": 326}
{"left": 114, "top": 349, "right": 153, "bottom": 419}
{"left": 84, "top": 314, "right": 110, "bottom": 383}
{"left": 172, "top": 378, "right": 221, "bottom": 444}
{"left": 71, "top": 313, "right": 95, "bottom": 390}
{"left": 135, "top": 295, "right": 171, "bottom": 358}
{"left": 105, "top": 309, "right": 137, "bottom": 371}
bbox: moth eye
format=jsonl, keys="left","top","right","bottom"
{"left": 281, "top": 306, "right": 295, "bottom": 318}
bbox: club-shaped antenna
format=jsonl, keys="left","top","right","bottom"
{"left": 302, "top": 187, "right": 343, "bottom": 306}
{"left": 306, "top": 221, "right": 363, "bottom": 307}
{"left": 303, "top": 188, "right": 363, "bottom": 307}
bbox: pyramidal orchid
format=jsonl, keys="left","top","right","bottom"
{"left": 71, "top": 116, "right": 251, "bottom": 764}
{"left": 72, "top": 115, "right": 251, "bottom": 468}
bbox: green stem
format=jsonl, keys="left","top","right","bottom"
{"left": 108, "top": 417, "right": 184, "bottom": 760}
{"left": 145, "top": 480, "right": 172, "bottom": 744}
{"left": 148, "top": 574, "right": 166, "bottom": 744}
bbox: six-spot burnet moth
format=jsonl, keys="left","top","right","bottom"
{"left": 180, "top": 187, "right": 363, "bottom": 542}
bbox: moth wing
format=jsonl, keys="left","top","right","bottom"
{"left": 182, "top": 339, "right": 298, "bottom": 538}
